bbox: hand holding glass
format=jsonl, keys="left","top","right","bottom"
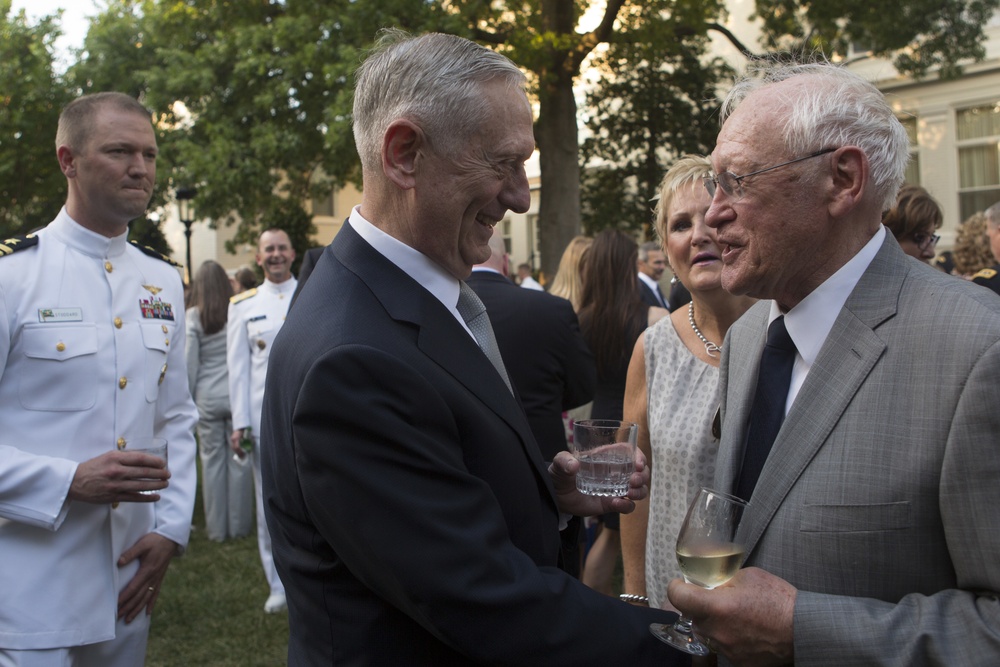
{"left": 570, "top": 419, "right": 637, "bottom": 496}
{"left": 125, "top": 437, "right": 168, "bottom": 496}
{"left": 650, "top": 487, "right": 748, "bottom": 656}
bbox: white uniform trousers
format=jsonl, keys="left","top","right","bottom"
{"left": 197, "top": 415, "right": 253, "bottom": 542}
{"left": 0, "top": 614, "right": 149, "bottom": 667}
{"left": 251, "top": 437, "right": 284, "bottom": 596}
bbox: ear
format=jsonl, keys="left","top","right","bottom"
{"left": 828, "top": 146, "right": 868, "bottom": 218}
{"left": 381, "top": 119, "right": 422, "bottom": 191}
{"left": 57, "top": 145, "right": 77, "bottom": 178}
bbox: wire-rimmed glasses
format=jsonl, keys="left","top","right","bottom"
{"left": 703, "top": 147, "right": 837, "bottom": 201}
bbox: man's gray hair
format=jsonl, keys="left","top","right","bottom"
{"left": 353, "top": 30, "right": 527, "bottom": 172}
{"left": 721, "top": 60, "right": 910, "bottom": 212}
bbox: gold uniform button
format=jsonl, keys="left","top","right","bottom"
{"left": 117, "top": 437, "right": 127, "bottom": 450}
{"left": 112, "top": 501, "right": 120, "bottom": 509}
{"left": 104, "top": 261, "right": 113, "bottom": 273}
{"left": 161, "top": 325, "right": 168, "bottom": 334}
{"left": 256, "top": 339, "right": 266, "bottom": 351}
{"left": 119, "top": 377, "right": 127, "bottom": 389}
{"left": 158, "top": 364, "right": 167, "bottom": 385}
{"left": 55, "top": 342, "right": 66, "bottom": 352}
{"left": 164, "top": 339, "right": 170, "bottom": 346}
{"left": 114, "top": 317, "right": 123, "bottom": 329}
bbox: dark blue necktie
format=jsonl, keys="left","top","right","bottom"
{"left": 655, "top": 284, "right": 667, "bottom": 308}
{"left": 736, "top": 316, "right": 796, "bottom": 501}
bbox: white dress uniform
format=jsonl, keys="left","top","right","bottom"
{"left": 0, "top": 210, "right": 198, "bottom": 652}
{"left": 227, "top": 276, "right": 296, "bottom": 598}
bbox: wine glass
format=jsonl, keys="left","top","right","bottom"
{"left": 649, "top": 487, "right": 748, "bottom": 656}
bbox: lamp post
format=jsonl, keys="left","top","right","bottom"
{"left": 175, "top": 186, "right": 197, "bottom": 283}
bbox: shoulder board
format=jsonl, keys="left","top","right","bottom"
{"left": 230, "top": 288, "right": 258, "bottom": 304}
{"left": 0, "top": 233, "right": 39, "bottom": 258}
{"left": 972, "top": 268, "right": 997, "bottom": 281}
{"left": 130, "top": 241, "right": 182, "bottom": 267}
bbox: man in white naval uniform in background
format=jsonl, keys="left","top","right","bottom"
{"left": 0, "top": 92, "right": 197, "bottom": 666}
{"left": 227, "top": 228, "right": 296, "bottom": 613}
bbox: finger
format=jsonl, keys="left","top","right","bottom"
{"left": 145, "top": 585, "right": 160, "bottom": 617}
{"left": 118, "top": 586, "right": 148, "bottom": 622}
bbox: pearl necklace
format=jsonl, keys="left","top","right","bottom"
{"left": 688, "top": 302, "right": 722, "bottom": 358}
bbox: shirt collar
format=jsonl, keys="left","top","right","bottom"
{"left": 46, "top": 207, "right": 130, "bottom": 258}
{"left": 637, "top": 272, "right": 659, "bottom": 291}
{"left": 773, "top": 225, "right": 886, "bottom": 368}
{"left": 349, "top": 206, "right": 462, "bottom": 319}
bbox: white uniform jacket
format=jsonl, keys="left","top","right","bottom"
{"left": 226, "top": 277, "right": 296, "bottom": 436}
{"left": 0, "top": 210, "right": 198, "bottom": 649}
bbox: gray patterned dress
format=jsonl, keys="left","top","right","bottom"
{"left": 642, "top": 317, "right": 721, "bottom": 607}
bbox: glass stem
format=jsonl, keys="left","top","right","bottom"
{"left": 674, "top": 615, "right": 695, "bottom": 635}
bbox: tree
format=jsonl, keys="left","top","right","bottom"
{"left": 579, "top": 21, "right": 731, "bottom": 236}
{"left": 69, "top": 0, "right": 1000, "bottom": 275}
{"left": 0, "top": 1, "right": 73, "bottom": 238}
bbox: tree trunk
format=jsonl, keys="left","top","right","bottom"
{"left": 535, "top": 65, "right": 581, "bottom": 283}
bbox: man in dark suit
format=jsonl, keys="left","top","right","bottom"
{"left": 637, "top": 241, "right": 668, "bottom": 308}
{"left": 260, "top": 30, "right": 684, "bottom": 665}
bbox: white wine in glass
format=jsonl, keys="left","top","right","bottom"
{"left": 650, "top": 487, "right": 748, "bottom": 656}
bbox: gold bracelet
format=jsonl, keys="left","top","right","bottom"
{"left": 618, "top": 593, "right": 649, "bottom": 604}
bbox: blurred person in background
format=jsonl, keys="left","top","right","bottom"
{"left": 186, "top": 260, "right": 253, "bottom": 542}
{"left": 517, "top": 262, "right": 545, "bottom": 290}
{"left": 637, "top": 241, "right": 669, "bottom": 308}
{"left": 881, "top": 184, "right": 942, "bottom": 263}
{"left": 548, "top": 235, "right": 592, "bottom": 313}
{"left": 972, "top": 201, "right": 1000, "bottom": 295}
{"left": 947, "top": 211, "right": 995, "bottom": 278}
{"left": 231, "top": 266, "right": 258, "bottom": 294}
{"left": 620, "top": 156, "right": 756, "bottom": 613}
{"left": 577, "top": 229, "right": 668, "bottom": 594}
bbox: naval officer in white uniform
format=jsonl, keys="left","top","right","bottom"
{"left": 227, "top": 228, "right": 296, "bottom": 613}
{"left": 0, "top": 93, "right": 198, "bottom": 666}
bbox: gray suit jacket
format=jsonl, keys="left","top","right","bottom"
{"left": 716, "top": 235, "right": 1000, "bottom": 665}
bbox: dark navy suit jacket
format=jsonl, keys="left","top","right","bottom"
{"left": 260, "top": 223, "right": 684, "bottom": 665}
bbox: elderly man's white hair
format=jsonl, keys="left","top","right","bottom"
{"left": 721, "top": 59, "right": 910, "bottom": 212}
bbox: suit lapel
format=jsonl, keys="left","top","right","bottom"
{"left": 333, "top": 224, "right": 557, "bottom": 502}
{"left": 734, "top": 236, "right": 906, "bottom": 555}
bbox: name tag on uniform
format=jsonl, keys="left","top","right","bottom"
{"left": 249, "top": 315, "right": 266, "bottom": 322}
{"left": 38, "top": 307, "right": 83, "bottom": 323}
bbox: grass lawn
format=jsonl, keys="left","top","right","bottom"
{"left": 146, "top": 485, "right": 289, "bottom": 666}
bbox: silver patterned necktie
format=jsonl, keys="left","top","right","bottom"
{"left": 456, "top": 282, "right": 513, "bottom": 394}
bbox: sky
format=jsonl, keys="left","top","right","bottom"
{"left": 10, "top": 0, "right": 95, "bottom": 69}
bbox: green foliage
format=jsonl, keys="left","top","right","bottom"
{"left": 0, "top": 2, "right": 74, "bottom": 238}
{"left": 580, "top": 2, "right": 730, "bottom": 237}
{"left": 53, "top": 0, "right": 1000, "bottom": 270}
{"left": 751, "top": 0, "right": 1000, "bottom": 79}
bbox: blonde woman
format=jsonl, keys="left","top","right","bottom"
{"left": 620, "top": 156, "right": 755, "bottom": 609}
{"left": 548, "top": 235, "right": 592, "bottom": 313}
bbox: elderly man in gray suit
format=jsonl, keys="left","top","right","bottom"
{"left": 666, "top": 60, "right": 1000, "bottom": 665}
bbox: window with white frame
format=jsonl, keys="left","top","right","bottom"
{"left": 899, "top": 115, "right": 920, "bottom": 185}
{"left": 957, "top": 102, "right": 1000, "bottom": 221}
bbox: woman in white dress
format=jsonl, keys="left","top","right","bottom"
{"left": 619, "top": 156, "right": 756, "bottom": 609}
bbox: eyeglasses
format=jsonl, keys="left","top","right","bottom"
{"left": 911, "top": 232, "right": 940, "bottom": 252}
{"left": 704, "top": 147, "right": 838, "bottom": 200}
